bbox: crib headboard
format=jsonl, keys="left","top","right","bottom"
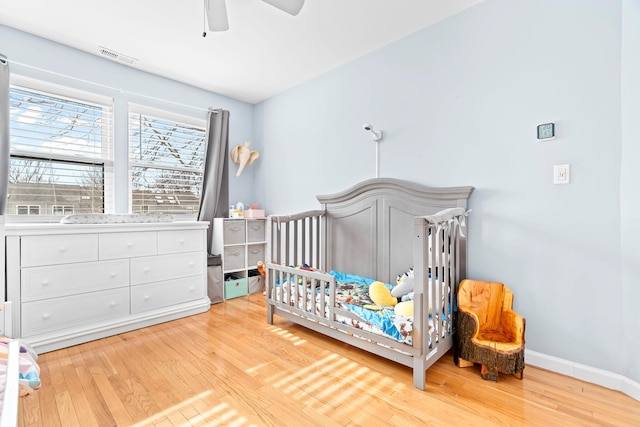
{"left": 317, "top": 178, "right": 474, "bottom": 284}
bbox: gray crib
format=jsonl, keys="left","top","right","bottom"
{"left": 265, "top": 178, "right": 474, "bottom": 390}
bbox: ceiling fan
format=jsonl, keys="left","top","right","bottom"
{"left": 205, "top": 0, "right": 305, "bottom": 32}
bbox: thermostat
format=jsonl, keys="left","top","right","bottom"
{"left": 537, "top": 123, "right": 555, "bottom": 140}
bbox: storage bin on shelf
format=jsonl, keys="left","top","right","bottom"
{"left": 224, "top": 273, "right": 248, "bottom": 299}
{"left": 248, "top": 269, "right": 264, "bottom": 294}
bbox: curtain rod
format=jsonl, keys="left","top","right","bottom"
{"left": 8, "top": 59, "right": 215, "bottom": 113}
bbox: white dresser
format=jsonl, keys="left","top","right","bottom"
{"left": 4, "top": 221, "right": 210, "bottom": 353}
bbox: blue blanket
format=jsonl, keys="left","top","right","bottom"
{"left": 329, "top": 270, "right": 403, "bottom": 341}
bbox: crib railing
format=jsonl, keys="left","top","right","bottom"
{"left": 266, "top": 210, "right": 326, "bottom": 270}
{"left": 266, "top": 211, "right": 327, "bottom": 324}
{"left": 266, "top": 263, "right": 336, "bottom": 324}
{"left": 413, "top": 211, "right": 466, "bottom": 356}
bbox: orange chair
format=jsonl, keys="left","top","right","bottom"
{"left": 455, "top": 279, "right": 525, "bottom": 381}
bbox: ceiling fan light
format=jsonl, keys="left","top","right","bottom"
{"left": 206, "top": 0, "right": 230, "bottom": 31}
{"left": 261, "top": 0, "right": 305, "bottom": 16}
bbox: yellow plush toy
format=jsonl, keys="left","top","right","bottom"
{"left": 369, "top": 281, "right": 398, "bottom": 306}
{"left": 394, "top": 300, "right": 414, "bottom": 316}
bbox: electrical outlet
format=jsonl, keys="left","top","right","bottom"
{"left": 554, "top": 164, "right": 570, "bottom": 184}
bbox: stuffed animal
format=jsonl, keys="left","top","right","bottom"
{"left": 231, "top": 141, "right": 260, "bottom": 177}
{"left": 257, "top": 261, "right": 266, "bottom": 276}
{"left": 369, "top": 281, "right": 397, "bottom": 306}
{"left": 392, "top": 268, "right": 414, "bottom": 298}
{"left": 394, "top": 300, "right": 414, "bottom": 316}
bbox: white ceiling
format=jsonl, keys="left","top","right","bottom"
{"left": 0, "top": 0, "right": 483, "bottom": 104}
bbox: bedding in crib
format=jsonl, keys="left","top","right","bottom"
{"left": 272, "top": 268, "right": 450, "bottom": 345}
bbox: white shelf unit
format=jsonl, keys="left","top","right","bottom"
{"left": 4, "top": 221, "right": 211, "bottom": 354}
{"left": 212, "top": 218, "right": 266, "bottom": 298}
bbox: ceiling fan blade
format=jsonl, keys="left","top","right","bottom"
{"left": 261, "top": 0, "right": 305, "bottom": 16}
{"left": 206, "top": 0, "right": 229, "bottom": 31}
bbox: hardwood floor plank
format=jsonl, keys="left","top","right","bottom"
{"left": 17, "top": 294, "right": 640, "bottom": 427}
{"left": 87, "top": 364, "right": 135, "bottom": 427}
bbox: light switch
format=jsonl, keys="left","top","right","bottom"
{"left": 554, "top": 164, "right": 570, "bottom": 184}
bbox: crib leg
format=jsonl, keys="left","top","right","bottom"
{"left": 413, "top": 358, "right": 426, "bottom": 390}
{"left": 267, "top": 304, "right": 274, "bottom": 325}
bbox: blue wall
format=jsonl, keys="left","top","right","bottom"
{"left": 255, "top": 0, "right": 638, "bottom": 385}
{"left": 621, "top": 0, "right": 640, "bottom": 385}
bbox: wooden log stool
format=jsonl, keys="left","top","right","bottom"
{"left": 455, "top": 279, "right": 526, "bottom": 381}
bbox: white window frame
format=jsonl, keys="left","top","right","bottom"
{"left": 128, "top": 103, "right": 206, "bottom": 218}
{"left": 15, "top": 205, "right": 41, "bottom": 216}
{"left": 52, "top": 205, "right": 75, "bottom": 216}
{"left": 7, "top": 76, "right": 115, "bottom": 222}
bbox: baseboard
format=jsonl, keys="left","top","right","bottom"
{"left": 525, "top": 349, "right": 640, "bottom": 401}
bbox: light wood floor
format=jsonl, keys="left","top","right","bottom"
{"left": 18, "top": 294, "right": 640, "bottom": 427}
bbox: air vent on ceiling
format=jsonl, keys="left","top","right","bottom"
{"left": 98, "top": 46, "right": 138, "bottom": 65}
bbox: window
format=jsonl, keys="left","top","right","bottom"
{"left": 129, "top": 105, "right": 206, "bottom": 216}
{"left": 16, "top": 205, "right": 40, "bottom": 215}
{"left": 8, "top": 79, "right": 114, "bottom": 218}
{"left": 52, "top": 205, "right": 74, "bottom": 215}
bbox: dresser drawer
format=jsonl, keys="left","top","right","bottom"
{"left": 131, "top": 275, "right": 205, "bottom": 314}
{"left": 21, "top": 259, "right": 129, "bottom": 302}
{"left": 21, "top": 288, "right": 129, "bottom": 337}
{"left": 99, "top": 232, "right": 157, "bottom": 260}
{"left": 21, "top": 234, "right": 99, "bottom": 267}
{"left": 130, "top": 252, "right": 204, "bottom": 285}
{"left": 223, "top": 220, "right": 246, "bottom": 245}
{"left": 223, "top": 246, "right": 245, "bottom": 271}
{"left": 247, "top": 244, "right": 265, "bottom": 268}
{"left": 158, "top": 229, "right": 204, "bottom": 254}
{"left": 246, "top": 220, "right": 265, "bottom": 242}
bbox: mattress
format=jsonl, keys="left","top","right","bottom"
{"left": 271, "top": 269, "right": 451, "bottom": 345}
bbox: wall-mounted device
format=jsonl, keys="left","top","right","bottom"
{"left": 363, "top": 124, "right": 383, "bottom": 142}
{"left": 537, "top": 122, "right": 555, "bottom": 140}
{"left": 362, "top": 124, "right": 383, "bottom": 178}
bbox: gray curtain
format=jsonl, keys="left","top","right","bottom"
{"left": 0, "top": 54, "right": 9, "bottom": 215}
{"left": 197, "top": 109, "right": 229, "bottom": 254}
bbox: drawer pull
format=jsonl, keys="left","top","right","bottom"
{"left": 42, "top": 313, "right": 51, "bottom": 320}
{"left": 127, "top": 242, "right": 134, "bottom": 248}
{"left": 144, "top": 295, "right": 150, "bottom": 301}
{"left": 143, "top": 267, "right": 150, "bottom": 273}
{"left": 179, "top": 238, "right": 185, "bottom": 244}
{"left": 229, "top": 226, "right": 241, "bottom": 232}
{"left": 110, "top": 273, "right": 116, "bottom": 278}
{"left": 250, "top": 249, "right": 261, "bottom": 254}
{"left": 59, "top": 246, "right": 67, "bottom": 253}
{"left": 41, "top": 280, "right": 49, "bottom": 286}
{"left": 188, "top": 261, "right": 195, "bottom": 267}
{"left": 109, "top": 301, "right": 117, "bottom": 307}
{"left": 189, "top": 286, "right": 195, "bottom": 291}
